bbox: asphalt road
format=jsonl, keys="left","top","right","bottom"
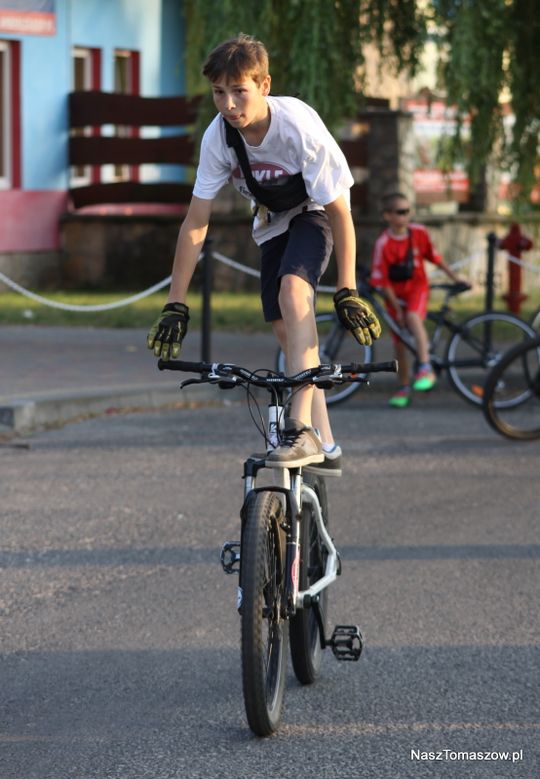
{"left": 1, "top": 389, "right": 539, "bottom": 778}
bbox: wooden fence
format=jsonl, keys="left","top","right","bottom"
{"left": 68, "top": 90, "right": 367, "bottom": 210}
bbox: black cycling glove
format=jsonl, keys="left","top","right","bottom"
{"left": 147, "top": 302, "right": 190, "bottom": 360}
{"left": 333, "top": 288, "right": 382, "bottom": 346}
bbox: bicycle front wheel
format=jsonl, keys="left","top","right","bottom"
{"left": 446, "top": 311, "right": 536, "bottom": 406}
{"left": 241, "top": 491, "right": 288, "bottom": 736}
{"left": 482, "top": 335, "right": 540, "bottom": 440}
{"left": 275, "top": 313, "right": 373, "bottom": 406}
{"left": 289, "top": 473, "right": 329, "bottom": 685}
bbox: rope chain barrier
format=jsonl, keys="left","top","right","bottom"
{"left": 1, "top": 246, "right": 538, "bottom": 313}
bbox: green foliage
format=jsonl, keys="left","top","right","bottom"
{"left": 183, "top": 1, "right": 539, "bottom": 205}
{"left": 183, "top": 0, "right": 426, "bottom": 133}
{"left": 433, "top": 0, "right": 540, "bottom": 201}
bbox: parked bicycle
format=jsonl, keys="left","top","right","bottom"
{"left": 277, "top": 278, "right": 536, "bottom": 406}
{"left": 482, "top": 334, "right": 540, "bottom": 441}
{"left": 159, "top": 356, "right": 396, "bottom": 736}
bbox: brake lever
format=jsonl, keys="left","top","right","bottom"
{"left": 180, "top": 378, "right": 208, "bottom": 388}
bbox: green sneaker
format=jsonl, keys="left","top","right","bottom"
{"left": 389, "top": 387, "right": 411, "bottom": 408}
{"left": 413, "top": 367, "right": 436, "bottom": 392}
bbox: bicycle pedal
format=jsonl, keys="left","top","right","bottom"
{"left": 220, "top": 541, "right": 241, "bottom": 574}
{"left": 329, "top": 625, "right": 363, "bottom": 661}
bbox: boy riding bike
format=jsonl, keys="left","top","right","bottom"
{"left": 147, "top": 34, "right": 381, "bottom": 470}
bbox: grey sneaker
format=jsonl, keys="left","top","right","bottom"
{"left": 265, "top": 418, "right": 324, "bottom": 469}
{"left": 304, "top": 444, "right": 342, "bottom": 477}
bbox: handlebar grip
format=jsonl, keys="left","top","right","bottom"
{"left": 158, "top": 359, "right": 211, "bottom": 373}
{"left": 348, "top": 360, "right": 398, "bottom": 374}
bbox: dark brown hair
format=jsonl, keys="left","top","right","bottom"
{"left": 202, "top": 34, "right": 269, "bottom": 85}
{"left": 381, "top": 191, "right": 408, "bottom": 212}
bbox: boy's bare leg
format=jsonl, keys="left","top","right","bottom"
{"left": 405, "top": 311, "right": 430, "bottom": 364}
{"left": 271, "top": 274, "right": 334, "bottom": 438}
{"left": 272, "top": 318, "right": 334, "bottom": 443}
{"left": 395, "top": 339, "right": 410, "bottom": 387}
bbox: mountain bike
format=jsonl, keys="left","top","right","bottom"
{"left": 482, "top": 334, "right": 540, "bottom": 440}
{"left": 159, "top": 356, "right": 397, "bottom": 736}
{"left": 277, "top": 280, "right": 537, "bottom": 406}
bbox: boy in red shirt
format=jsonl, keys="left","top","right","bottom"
{"left": 371, "top": 192, "right": 467, "bottom": 407}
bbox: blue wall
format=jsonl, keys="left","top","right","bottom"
{"left": 1, "top": 0, "right": 185, "bottom": 190}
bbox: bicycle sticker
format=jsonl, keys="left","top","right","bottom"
{"left": 291, "top": 550, "right": 300, "bottom": 597}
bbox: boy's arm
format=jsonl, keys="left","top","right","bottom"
{"left": 148, "top": 196, "right": 213, "bottom": 359}
{"left": 168, "top": 196, "right": 214, "bottom": 303}
{"left": 324, "top": 196, "right": 381, "bottom": 345}
{"left": 437, "top": 257, "right": 469, "bottom": 286}
{"left": 323, "top": 196, "right": 357, "bottom": 289}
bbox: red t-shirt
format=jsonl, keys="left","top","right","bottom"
{"left": 371, "top": 223, "right": 442, "bottom": 292}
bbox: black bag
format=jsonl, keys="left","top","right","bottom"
{"left": 223, "top": 118, "right": 308, "bottom": 213}
{"left": 388, "top": 230, "right": 414, "bottom": 282}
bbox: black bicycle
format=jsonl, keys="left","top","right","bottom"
{"left": 277, "top": 279, "right": 537, "bottom": 406}
{"left": 159, "top": 357, "right": 396, "bottom": 736}
{"left": 482, "top": 334, "right": 540, "bottom": 440}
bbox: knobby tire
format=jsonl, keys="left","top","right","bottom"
{"left": 241, "top": 491, "right": 288, "bottom": 736}
{"left": 289, "top": 474, "right": 329, "bottom": 685}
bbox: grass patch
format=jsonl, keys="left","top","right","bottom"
{"left": 0, "top": 287, "right": 538, "bottom": 330}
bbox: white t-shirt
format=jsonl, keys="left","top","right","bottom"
{"left": 192, "top": 95, "right": 354, "bottom": 244}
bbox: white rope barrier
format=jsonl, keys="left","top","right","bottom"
{"left": 507, "top": 253, "right": 540, "bottom": 273}
{"left": 0, "top": 269, "right": 172, "bottom": 311}
{"left": 1, "top": 245, "right": 537, "bottom": 313}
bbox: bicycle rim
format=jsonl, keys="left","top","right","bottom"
{"left": 241, "top": 491, "right": 288, "bottom": 736}
{"left": 290, "top": 474, "right": 329, "bottom": 684}
{"left": 275, "top": 313, "right": 373, "bottom": 406}
{"left": 446, "top": 312, "right": 536, "bottom": 406}
{"left": 482, "top": 336, "right": 540, "bottom": 440}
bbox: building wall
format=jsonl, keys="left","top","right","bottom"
{"left": 0, "top": 0, "right": 185, "bottom": 255}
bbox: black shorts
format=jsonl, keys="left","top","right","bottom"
{"left": 259, "top": 209, "right": 333, "bottom": 322}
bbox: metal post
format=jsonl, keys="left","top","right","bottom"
{"left": 201, "top": 237, "right": 213, "bottom": 362}
{"left": 485, "top": 232, "right": 497, "bottom": 314}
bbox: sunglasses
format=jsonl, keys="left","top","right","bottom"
{"left": 392, "top": 208, "right": 410, "bottom": 215}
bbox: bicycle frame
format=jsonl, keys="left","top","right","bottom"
{"left": 360, "top": 282, "right": 468, "bottom": 371}
{"left": 240, "top": 382, "right": 335, "bottom": 617}
{"left": 241, "top": 455, "right": 339, "bottom": 616}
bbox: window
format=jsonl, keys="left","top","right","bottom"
{"left": 70, "top": 47, "right": 100, "bottom": 185}
{"left": 112, "top": 49, "right": 140, "bottom": 182}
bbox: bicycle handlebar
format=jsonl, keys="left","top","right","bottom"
{"left": 158, "top": 358, "right": 397, "bottom": 389}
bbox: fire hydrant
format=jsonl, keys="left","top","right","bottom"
{"left": 499, "top": 223, "right": 533, "bottom": 315}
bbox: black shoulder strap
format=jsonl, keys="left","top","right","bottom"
{"left": 223, "top": 118, "right": 268, "bottom": 202}
{"left": 223, "top": 116, "right": 308, "bottom": 213}
{"left": 406, "top": 229, "right": 413, "bottom": 264}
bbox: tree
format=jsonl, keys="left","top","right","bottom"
{"left": 184, "top": 0, "right": 426, "bottom": 132}
{"left": 184, "top": 1, "right": 539, "bottom": 204}
{"left": 433, "top": 0, "right": 540, "bottom": 204}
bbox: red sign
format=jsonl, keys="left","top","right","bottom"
{"left": 0, "top": 1, "right": 55, "bottom": 36}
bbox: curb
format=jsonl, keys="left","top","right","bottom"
{"left": 0, "top": 374, "right": 442, "bottom": 436}
{"left": 0, "top": 381, "right": 224, "bottom": 435}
